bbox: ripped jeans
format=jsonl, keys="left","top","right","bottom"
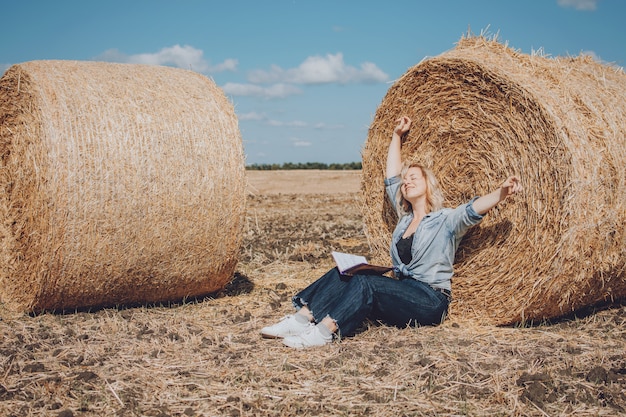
{"left": 292, "top": 267, "right": 449, "bottom": 337}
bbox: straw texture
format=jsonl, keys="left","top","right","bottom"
{"left": 361, "top": 36, "right": 625, "bottom": 325}
{"left": 0, "top": 60, "right": 245, "bottom": 312}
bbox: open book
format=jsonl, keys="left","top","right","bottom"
{"left": 331, "top": 251, "right": 393, "bottom": 276}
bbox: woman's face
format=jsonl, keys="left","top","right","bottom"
{"left": 401, "top": 166, "right": 427, "bottom": 201}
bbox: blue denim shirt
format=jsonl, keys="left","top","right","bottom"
{"left": 385, "top": 175, "right": 484, "bottom": 291}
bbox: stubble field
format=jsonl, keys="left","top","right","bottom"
{"left": 0, "top": 170, "right": 624, "bottom": 417}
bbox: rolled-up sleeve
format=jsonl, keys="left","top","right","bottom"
{"left": 384, "top": 175, "right": 402, "bottom": 214}
{"left": 447, "top": 197, "right": 484, "bottom": 238}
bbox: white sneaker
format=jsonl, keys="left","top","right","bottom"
{"left": 282, "top": 323, "right": 333, "bottom": 349}
{"left": 260, "top": 314, "right": 312, "bottom": 339}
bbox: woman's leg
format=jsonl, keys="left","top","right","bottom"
{"left": 326, "top": 275, "right": 449, "bottom": 336}
{"left": 282, "top": 273, "right": 449, "bottom": 347}
{"left": 367, "top": 277, "right": 449, "bottom": 327}
{"left": 292, "top": 267, "right": 353, "bottom": 322}
{"left": 262, "top": 267, "right": 355, "bottom": 340}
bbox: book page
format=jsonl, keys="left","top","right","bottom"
{"left": 331, "top": 251, "right": 392, "bottom": 276}
{"left": 331, "top": 251, "right": 367, "bottom": 274}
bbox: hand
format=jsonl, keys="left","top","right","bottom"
{"left": 500, "top": 176, "right": 522, "bottom": 200}
{"left": 393, "top": 116, "right": 412, "bottom": 137}
{"left": 472, "top": 175, "right": 522, "bottom": 214}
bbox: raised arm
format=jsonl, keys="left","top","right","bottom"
{"left": 472, "top": 176, "right": 522, "bottom": 215}
{"left": 386, "top": 116, "right": 411, "bottom": 179}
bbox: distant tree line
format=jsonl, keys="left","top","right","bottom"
{"left": 246, "top": 162, "right": 362, "bottom": 170}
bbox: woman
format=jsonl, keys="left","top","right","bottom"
{"left": 261, "top": 116, "right": 522, "bottom": 348}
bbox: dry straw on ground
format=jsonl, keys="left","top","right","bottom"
{"left": 2, "top": 187, "right": 624, "bottom": 417}
{"left": 361, "top": 35, "right": 625, "bottom": 325}
{"left": 0, "top": 60, "right": 245, "bottom": 313}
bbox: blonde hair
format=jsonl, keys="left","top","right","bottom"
{"left": 396, "top": 162, "right": 444, "bottom": 214}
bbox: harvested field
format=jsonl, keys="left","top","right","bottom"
{"left": 0, "top": 170, "right": 624, "bottom": 416}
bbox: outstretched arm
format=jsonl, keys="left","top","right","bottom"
{"left": 472, "top": 176, "right": 522, "bottom": 215}
{"left": 386, "top": 116, "right": 411, "bottom": 179}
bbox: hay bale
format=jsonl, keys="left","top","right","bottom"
{"left": 361, "top": 36, "right": 625, "bottom": 325}
{"left": 0, "top": 60, "right": 246, "bottom": 313}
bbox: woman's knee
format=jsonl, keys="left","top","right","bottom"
{"left": 349, "top": 274, "right": 374, "bottom": 293}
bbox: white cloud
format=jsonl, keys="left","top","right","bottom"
{"left": 222, "top": 82, "right": 302, "bottom": 99}
{"left": 208, "top": 58, "right": 238, "bottom": 72}
{"left": 313, "top": 122, "right": 344, "bottom": 130}
{"left": 0, "top": 63, "right": 11, "bottom": 75}
{"left": 96, "top": 45, "right": 237, "bottom": 73}
{"left": 292, "top": 139, "right": 312, "bottom": 147}
{"left": 557, "top": 0, "right": 598, "bottom": 11}
{"left": 238, "top": 111, "right": 266, "bottom": 121}
{"left": 581, "top": 50, "right": 602, "bottom": 61}
{"left": 236, "top": 112, "right": 343, "bottom": 131}
{"left": 248, "top": 53, "right": 389, "bottom": 85}
{"left": 579, "top": 50, "right": 621, "bottom": 68}
{"left": 267, "top": 119, "right": 308, "bottom": 127}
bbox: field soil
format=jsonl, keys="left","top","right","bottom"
{"left": 245, "top": 169, "right": 362, "bottom": 195}
{"left": 1, "top": 170, "right": 624, "bottom": 417}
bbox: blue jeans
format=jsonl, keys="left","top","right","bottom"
{"left": 292, "top": 267, "right": 449, "bottom": 337}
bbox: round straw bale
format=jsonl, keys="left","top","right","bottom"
{"left": 361, "top": 36, "right": 625, "bottom": 325}
{"left": 0, "top": 60, "right": 245, "bottom": 313}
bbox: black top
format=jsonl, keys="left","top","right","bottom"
{"left": 396, "top": 234, "right": 413, "bottom": 265}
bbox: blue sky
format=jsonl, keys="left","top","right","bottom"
{"left": 1, "top": 0, "right": 624, "bottom": 165}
